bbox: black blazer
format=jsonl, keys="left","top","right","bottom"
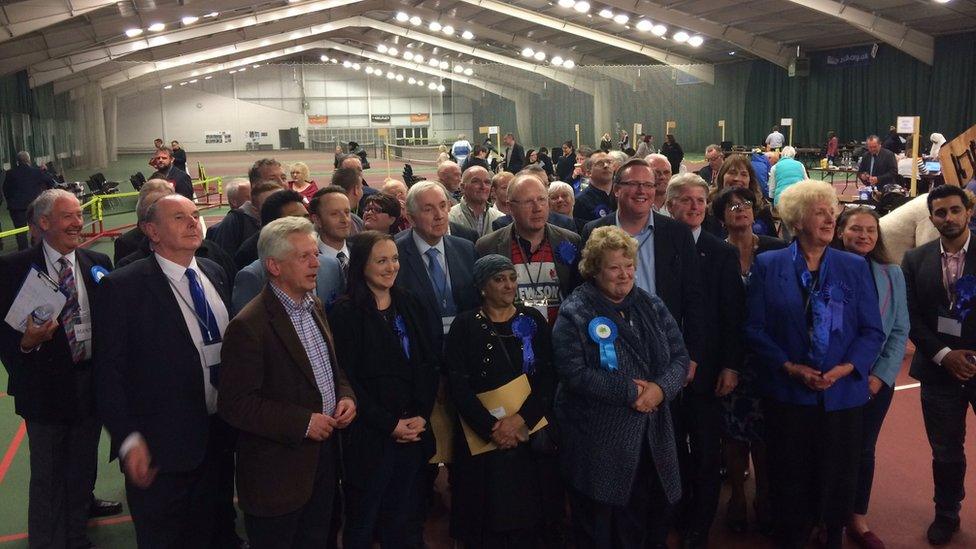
{"left": 0, "top": 245, "right": 111, "bottom": 422}
{"left": 582, "top": 212, "right": 705, "bottom": 363}
{"left": 94, "top": 255, "right": 232, "bottom": 471}
{"left": 903, "top": 238, "right": 976, "bottom": 385}
{"left": 113, "top": 226, "right": 144, "bottom": 265}
{"left": 506, "top": 143, "right": 526, "bottom": 174}
{"left": 394, "top": 230, "right": 479, "bottom": 350}
{"left": 210, "top": 207, "right": 260, "bottom": 257}
{"left": 449, "top": 221, "right": 479, "bottom": 245}
{"left": 151, "top": 166, "right": 194, "bottom": 200}
{"left": 857, "top": 148, "right": 899, "bottom": 188}
{"left": 689, "top": 231, "right": 744, "bottom": 394}
{"left": 328, "top": 289, "right": 438, "bottom": 487}
{"left": 2, "top": 164, "right": 55, "bottom": 209}
{"left": 556, "top": 154, "right": 576, "bottom": 184}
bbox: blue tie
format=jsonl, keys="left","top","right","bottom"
{"left": 425, "top": 248, "right": 456, "bottom": 316}
{"left": 186, "top": 268, "right": 222, "bottom": 387}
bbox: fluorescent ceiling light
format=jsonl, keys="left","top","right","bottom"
{"left": 124, "top": 28, "right": 143, "bottom": 37}
{"left": 598, "top": 9, "right": 613, "bottom": 18}
{"left": 375, "top": 69, "right": 383, "bottom": 76}
{"left": 408, "top": 77, "right": 416, "bottom": 83}
{"left": 395, "top": 74, "right": 404, "bottom": 81}
{"left": 573, "top": 1, "right": 590, "bottom": 13}
{"left": 442, "top": 25, "right": 454, "bottom": 35}
{"left": 404, "top": 51, "right": 414, "bottom": 60}
{"left": 365, "top": 66, "right": 374, "bottom": 74}
{"left": 672, "top": 31, "right": 689, "bottom": 43}
{"left": 429, "top": 21, "right": 442, "bottom": 32}
{"left": 613, "top": 14, "right": 629, "bottom": 25}
{"left": 204, "top": 75, "right": 212, "bottom": 79}
{"left": 204, "top": 12, "right": 218, "bottom": 18}
{"left": 387, "top": 72, "right": 395, "bottom": 79}
{"left": 635, "top": 19, "right": 652, "bottom": 31}
{"left": 688, "top": 35, "right": 704, "bottom": 47}
{"left": 147, "top": 22, "right": 165, "bottom": 32}
{"left": 163, "top": 84, "right": 173, "bottom": 89}
{"left": 461, "top": 30, "right": 474, "bottom": 40}
{"left": 181, "top": 16, "right": 199, "bottom": 25}
{"left": 534, "top": 51, "right": 546, "bottom": 61}
{"left": 439, "top": 60, "right": 449, "bottom": 69}
{"left": 352, "top": 63, "right": 360, "bottom": 70}
{"left": 417, "top": 80, "right": 424, "bottom": 86}
{"left": 557, "top": 0, "right": 575, "bottom": 7}
{"left": 189, "top": 79, "right": 198, "bottom": 83}
{"left": 320, "top": 54, "right": 329, "bottom": 61}
{"left": 453, "top": 65, "right": 464, "bottom": 73}
{"left": 651, "top": 24, "right": 667, "bottom": 36}
{"left": 395, "top": 12, "right": 409, "bottom": 22}
{"left": 388, "top": 47, "right": 398, "bottom": 56}
{"left": 343, "top": 60, "right": 352, "bottom": 67}
{"left": 409, "top": 16, "right": 422, "bottom": 26}
{"left": 463, "top": 68, "right": 473, "bottom": 76}
{"left": 521, "top": 47, "right": 534, "bottom": 57}
{"left": 437, "top": 84, "right": 445, "bottom": 92}
{"left": 563, "top": 59, "right": 575, "bottom": 69}
{"left": 428, "top": 82, "right": 437, "bottom": 89}
{"left": 551, "top": 56, "right": 564, "bottom": 66}
{"left": 413, "top": 54, "right": 425, "bottom": 64}
{"left": 377, "top": 44, "right": 388, "bottom": 53}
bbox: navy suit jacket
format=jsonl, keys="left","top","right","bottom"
{"left": 744, "top": 244, "right": 885, "bottom": 410}
{"left": 232, "top": 255, "right": 344, "bottom": 316}
{"left": 94, "top": 255, "right": 232, "bottom": 471}
{"left": 2, "top": 164, "right": 55, "bottom": 209}
{"left": 394, "top": 230, "right": 478, "bottom": 351}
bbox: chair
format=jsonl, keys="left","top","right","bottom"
{"left": 86, "top": 172, "right": 120, "bottom": 211}
{"left": 130, "top": 172, "right": 147, "bottom": 191}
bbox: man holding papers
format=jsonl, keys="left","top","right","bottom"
{"left": 0, "top": 189, "right": 112, "bottom": 548}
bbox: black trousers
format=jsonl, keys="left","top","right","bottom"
{"left": 9, "top": 208, "right": 29, "bottom": 250}
{"left": 25, "top": 416, "right": 101, "bottom": 549}
{"left": 126, "top": 417, "right": 237, "bottom": 549}
{"left": 244, "top": 437, "right": 338, "bottom": 549}
{"left": 853, "top": 384, "right": 894, "bottom": 515}
{"left": 920, "top": 381, "right": 976, "bottom": 519}
{"left": 673, "top": 392, "right": 723, "bottom": 536}
{"left": 764, "top": 400, "right": 862, "bottom": 549}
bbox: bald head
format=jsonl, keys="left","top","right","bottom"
{"left": 437, "top": 161, "right": 462, "bottom": 192}
{"left": 381, "top": 179, "right": 408, "bottom": 209}
{"left": 461, "top": 166, "right": 491, "bottom": 206}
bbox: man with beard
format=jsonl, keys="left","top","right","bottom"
{"left": 150, "top": 147, "right": 194, "bottom": 200}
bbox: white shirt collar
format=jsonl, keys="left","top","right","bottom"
{"left": 318, "top": 238, "right": 348, "bottom": 259}
{"left": 940, "top": 231, "right": 972, "bottom": 256}
{"left": 692, "top": 226, "right": 702, "bottom": 242}
{"left": 155, "top": 253, "right": 201, "bottom": 284}
{"left": 42, "top": 240, "right": 76, "bottom": 269}
{"left": 412, "top": 229, "right": 445, "bottom": 258}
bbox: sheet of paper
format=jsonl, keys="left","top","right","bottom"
{"left": 4, "top": 266, "right": 67, "bottom": 333}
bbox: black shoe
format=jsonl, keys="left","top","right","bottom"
{"left": 682, "top": 530, "right": 708, "bottom": 549}
{"left": 88, "top": 498, "right": 123, "bottom": 518}
{"left": 926, "top": 515, "right": 960, "bottom": 545}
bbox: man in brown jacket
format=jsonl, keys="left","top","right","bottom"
{"left": 219, "top": 216, "right": 356, "bottom": 546}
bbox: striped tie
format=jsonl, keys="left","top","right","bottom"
{"left": 58, "top": 258, "right": 85, "bottom": 363}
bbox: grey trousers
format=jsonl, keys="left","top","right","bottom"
{"left": 26, "top": 416, "right": 101, "bottom": 549}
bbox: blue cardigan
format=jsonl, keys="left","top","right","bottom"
{"left": 744, "top": 244, "right": 885, "bottom": 411}
{"left": 868, "top": 260, "right": 910, "bottom": 387}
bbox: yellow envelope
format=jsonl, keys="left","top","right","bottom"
{"left": 459, "top": 374, "right": 549, "bottom": 456}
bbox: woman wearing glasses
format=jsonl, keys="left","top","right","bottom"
{"left": 712, "top": 186, "right": 785, "bottom": 535}
{"left": 712, "top": 154, "right": 778, "bottom": 238}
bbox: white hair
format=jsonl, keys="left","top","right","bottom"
{"left": 29, "top": 189, "right": 77, "bottom": 225}
{"left": 257, "top": 216, "right": 318, "bottom": 263}
{"left": 781, "top": 146, "right": 797, "bottom": 159}
{"left": 16, "top": 151, "right": 30, "bottom": 165}
{"left": 136, "top": 180, "right": 176, "bottom": 222}
{"left": 646, "top": 153, "right": 669, "bottom": 166}
{"left": 548, "top": 181, "right": 574, "bottom": 198}
{"left": 405, "top": 180, "right": 451, "bottom": 215}
{"left": 664, "top": 173, "right": 709, "bottom": 204}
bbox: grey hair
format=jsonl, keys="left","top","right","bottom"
{"left": 257, "top": 216, "right": 319, "bottom": 264}
{"left": 548, "top": 181, "right": 575, "bottom": 199}
{"left": 224, "top": 178, "right": 250, "bottom": 205}
{"left": 136, "top": 179, "right": 176, "bottom": 222}
{"left": 405, "top": 180, "right": 451, "bottom": 215}
{"left": 16, "top": 151, "right": 30, "bottom": 165}
{"left": 608, "top": 150, "right": 628, "bottom": 165}
{"left": 29, "top": 189, "right": 77, "bottom": 225}
{"left": 781, "top": 145, "right": 797, "bottom": 159}
{"left": 704, "top": 144, "right": 721, "bottom": 154}
{"left": 665, "top": 173, "right": 710, "bottom": 205}
{"left": 646, "top": 153, "right": 669, "bottom": 167}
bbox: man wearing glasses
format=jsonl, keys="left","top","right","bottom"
{"left": 572, "top": 151, "right": 617, "bottom": 226}
{"left": 150, "top": 147, "right": 194, "bottom": 200}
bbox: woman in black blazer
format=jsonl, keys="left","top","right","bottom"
{"left": 329, "top": 230, "right": 439, "bottom": 549}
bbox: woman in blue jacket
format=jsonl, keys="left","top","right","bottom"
{"left": 745, "top": 180, "right": 885, "bottom": 549}
{"left": 834, "top": 206, "right": 909, "bottom": 549}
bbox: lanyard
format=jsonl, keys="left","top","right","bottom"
{"left": 942, "top": 251, "right": 965, "bottom": 309}
{"left": 165, "top": 275, "right": 218, "bottom": 343}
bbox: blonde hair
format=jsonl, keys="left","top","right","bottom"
{"left": 579, "top": 226, "right": 638, "bottom": 279}
{"left": 290, "top": 161, "right": 310, "bottom": 182}
{"left": 778, "top": 180, "right": 838, "bottom": 232}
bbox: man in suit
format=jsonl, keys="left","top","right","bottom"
{"left": 114, "top": 179, "right": 174, "bottom": 264}
{"left": 697, "top": 145, "right": 724, "bottom": 187}
{"left": 3, "top": 151, "right": 55, "bottom": 250}
{"left": 664, "top": 174, "right": 744, "bottom": 548}
{"left": 857, "top": 135, "right": 899, "bottom": 190}
{"left": 220, "top": 216, "right": 356, "bottom": 546}
{"left": 94, "top": 194, "right": 240, "bottom": 546}
{"left": 0, "top": 190, "right": 111, "bottom": 547}
{"left": 331, "top": 168, "right": 366, "bottom": 234}
{"left": 150, "top": 147, "right": 194, "bottom": 200}
{"left": 573, "top": 151, "right": 617, "bottom": 226}
{"left": 449, "top": 166, "right": 503, "bottom": 238}
{"left": 902, "top": 184, "right": 976, "bottom": 545}
{"left": 232, "top": 251, "right": 343, "bottom": 316}
{"left": 310, "top": 186, "right": 353, "bottom": 274}
{"left": 503, "top": 133, "right": 526, "bottom": 175}
{"left": 211, "top": 179, "right": 279, "bottom": 258}
{"left": 234, "top": 189, "right": 308, "bottom": 270}
{"left": 582, "top": 157, "right": 705, "bottom": 375}
{"left": 336, "top": 153, "right": 378, "bottom": 214}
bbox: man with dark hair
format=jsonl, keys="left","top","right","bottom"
{"left": 337, "top": 153, "right": 378, "bottom": 211}
{"left": 248, "top": 158, "right": 288, "bottom": 187}
{"left": 503, "top": 133, "right": 525, "bottom": 175}
{"left": 211, "top": 180, "right": 281, "bottom": 257}
{"left": 331, "top": 168, "right": 366, "bottom": 233}
{"left": 153, "top": 138, "right": 164, "bottom": 151}
{"left": 556, "top": 141, "right": 576, "bottom": 184}
{"left": 461, "top": 145, "right": 490, "bottom": 173}
{"left": 171, "top": 140, "right": 188, "bottom": 173}
{"left": 857, "top": 135, "right": 899, "bottom": 190}
{"left": 309, "top": 185, "right": 354, "bottom": 274}
{"left": 150, "top": 147, "right": 194, "bottom": 200}
{"left": 233, "top": 190, "right": 308, "bottom": 269}
{"left": 903, "top": 184, "right": 976, "bottom": 545}
{"left": 3, "top": 151, "right": 55, "bottom": 250}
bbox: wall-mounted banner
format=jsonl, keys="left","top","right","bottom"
{"left": 371, "top": 114, "right": 391, "bottom": 123}
{"left": 308, "top": 115, "right": 329, "bottom": 125}
{"left": 410, "top": 113, "right": 430, "bottom": 123}
{"left": 824, "top": 44, "right": 877, "bottom": 68}
{"left": 204, "top": 131, "right": 232, "bottom": 144}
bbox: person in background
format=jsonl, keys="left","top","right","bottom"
{"left": 171, "top": 140, "right": 188, "bottom": 173}
{"left": 219, "top": 216, "right": 356, "bottom": 547}
{"left": 3, "top": 151, "right": 56, "bottom": 250}
{"left": 461, "top": 145, "right": 490, "bottom": 174}
{"left": 712, "top": 186, "right": 784, "bottom": 536}
{"left": 929, "top": 133, "right": 946, "bottom": 158}
{"left": 524, "top": 149, "right": 541, "bottom": 171}
{"left": 548, "top": 181, "right": 576, "bottom": 218}
{"left": 331, "top": 168, "right": 366, "bottom": 234}
{"left": 492, "top": 170, "right": 577, "bottom": 234}
{"left": 573, "top": 151, "right": 616, "bottom": 225}
{"left": 360, "top": 193, "right": 401, "bottom": 235}
{"left": 769, "top": 146, "right": 808, "bottom": 207}
{"left": 833, "top": 207, "right": 909, "bottom": 549}
{"left": 437, "top": 161, "right": 463, "bottom": 204}
{"left": 901, "top": 185, "right": 976, "bottom": 546}
{"left": 153, "top": 138, "right": 164, "bottom": 151}
{"left": 600, "top": 132, "right": 612, "bottom": 153}
{"left": 646, "top": 154, "right": 673, "bottom": 213}
{"left": 765, "top": 126, "right": 785, "bottom": 152}
{"left": 445, "top": 254, "right": 556, "bottom": 546}
{"left": 712, "top": 154, "right": 778, "bottom": 238}
{"left": 557, "top": 141, "right": 577, "bottom": 184}
{"left": 490, "top": 171, "right": 515, "bottom": 218}
{"left": 660, "top": 134, "right": 684, "bottom": 176}
{"left": 826, "top": 131, "right": 839, "bottom": 166}
{"left": 553, "top": 226, "right": 688, "bottom": 547}
{"left": 635, "top": 135, "right": 653, "bottom": 159}
{"left": 289, "top": 162, "right": 318, "bottom": 203}
{"left": 450, "top": 166, "right": 502, "bottom": 238}
{"left": 538, "top": 147, "right": 555, "bottom": 181}
{"left": 618, "top": 129, "right": 630, "bottom": 151}
{"left": 452, "top": 134, "right": 473, "bottom": 167}
{"left": 211, "top": 180, "right": 280, "bottom": 258}
{"left": 381, "top": 178, "right": 411, "bottom": 233}
{"left": 745, "top": 180, "right": 883, "bottom": 549}
{"left": 698, "top": 145, "right": 724, "bottom": 187}
{"left": 882, "top": 127, "right": 904, "bottom": 156}
{"left": 234, "top": 190, "right": 308, "bottom": 270}
{"left": 150, "top": 147, "right": 194, "bottom": 200}
{"left": 857, "top": 136, "right": 899, "bottom": 191}
{"left": 114, "top": 179, "right": 173, "bottom": 264}
{"left": 329, "top": 230, "right": 437, "bottom": 548}
{"left": 503, "top": 133, "right": 526, "bottom": 175}
{"left": 225, "top": 178, "right": 251, "bottom": 211}
{"left": 334, "top": 145, "right": 346, "bottom": 169}
{"left": 249, "top": 158, "right": 288, "bottom": 188}
{"left": 436, "top": 145, "right": 451, "bottom": 166}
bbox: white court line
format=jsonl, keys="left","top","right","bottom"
{"left": 895, "top": 382, "right": 922, "bottom": 391}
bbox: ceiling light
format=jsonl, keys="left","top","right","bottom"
{"left": 635, "top": 19, "right": 652, "bottom": 31}
{"left": 204, "top": 12, "right": 219, "bottom": 17}
{"left": 395, "top": 11, "right": 409, "bottom": 22}
{"left": 428, "top": 58, "right": 439, "bottom": 67}
{"left": 651, "top": 24, "right": 667, "bottom": 36}
{"left": 598, "top": 9, "right": 613, "bottom": 18}
{"left": 408, "top": 77, "right": 416, "bottom": 84}
{"left": 365, "top": 66, "right": 374, "bottom": 74}
{"left": 573, "top": 1, "right": 590, "bottom": 13}
{"left": 124, "top": 28, "right": 143, "bottom": 38}
{"left": 388, "top": 47, "right": 398, "bottom": 56}
{"left": 557, "top": 0, "right": 575, "bottom": 7}
{"left": 453, "top": 65, "right": 464, "bottom": 73}
{"left": 461, "top": 30, "right": 474, "bottom": 40}
{"left": 320, "top": 55, "right": 329, "bottom": 61}
{"left": 428, "top": 82, "right": 438, "bottom": 89}
{"left": 413, "top": 54, "right": 424, "bottom": 64}
{"left": 375, "top": 69, "right": 383, "bottom": 76}
{"left": 404, "top": 51, "right": 414, "bottom": 60}
{"left": 229, "top": 70, "right": 237, "bottom": 74}
{"left": 613, "top": 13, "right": 629, "bottom": 24}
{"left": 672, "top": 31, "right": 689, "bottom": 43}
{"left": 330, "top": 58, "right": 338, "bottom": 63}
{"left": 377, "top": 44, "right": 388, "bottom": 53}
{"left": 238, "top": 67, "right": 246, "bottom": 72}
{"left": 204, "top": 75, "right": 212, "bottom": 80}
{"left": 343, "top": 60, "right": 352, "bottom": 67}
{"left": 442, "top": 25, "right": 454, "bottom": 35}
{"left": 409, "top": 16, "right": 422, "bottom": 26}
{"left": 352, "top": 63, "right": 361, "bottom": 70}
{"left": 395, "top": 74, "right": 404, "bottom": 81}
{"left": 163, "top": 84, "right": 173, "bottom": 89}
{"left": 688, "top": 35, "right": 704, "bottom": 47}
{"left": 429, "top": 21, "right": 442, "bottom": 32}
{"left": 181, "top": 16, "right": 199, "bottom": 25}
{"left": 564, "top": 59, "right": 575, "bottom": 69}
{"left": 439, "top": 61, "right": 449, "bottom": 69}
{"left": 437, "top": 84, "right": 446, "bottom": 92}
{"left": 189, "top": 79, "right": 198, "bottom": 83}
{"left": 551, "top": 56, "right": 564, "bottom": 66}
{"left": 534, "top": 51, "right": 546, "bottom": 61}
{"left": 463, "top": 68, "right": 473, "bottom": 76}
{"left": 147, "top": 22, "right": 165, "bottom": 32}
{"left": 521, "top": 47, "right": 534, "bottom": 57}
{"left": 252, "top": 64, "right": 261, "bottom": 68}
{"left": 417, "top": 80, "right": 424, "bottom": 86}
{"left": 387, "top": 72, "right": 396, "bottom": 79}
{"left": 179, "top": 81, "right": 188, "bottom": 85}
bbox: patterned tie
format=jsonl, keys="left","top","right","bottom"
{"left": 185, "top": 268, "right": 222, "bottom": 387}
{"left": 336, "top": 251, "right": 349, "bottom": 272}
{"left": 425, "top": 247, "right": 456, "bottom": 315}
{"left": 57, "top": 258, "right": 85, "bottom": 363}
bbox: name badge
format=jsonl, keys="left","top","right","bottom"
{"left": 203, "top": 342, "right": 222, "bottom": 367}
{"left": 938, "top": 316, "right": 962, "bottom": 337}
{"left": 73, "top": 322, "right": 92, "bottom": 342}
{"left": 489, "top": 406, "right": 507, "bottom": 419}
{"left": 441, "top": 315, "right": 455, "bottom": 335}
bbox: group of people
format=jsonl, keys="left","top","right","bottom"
{"left": 1, "top": 133, "right": 974, "bottom": 549}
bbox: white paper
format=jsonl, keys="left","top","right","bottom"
{"left": 938, "top": 316, "right": 962, "bottom": 337}
{"left": 896, "top": 116, "right": 916, "bottom": 134}
{"left": 781, "top": 118, "right": 793, "bottom": 126}
{"left": 4, "top": 266, "right": 67, "bottom": 333}
{"left": 73, "top": 322, "right": 92, "bottom": 342}
{"left": 489, "top": 406, "right": 507, "bottom": 419}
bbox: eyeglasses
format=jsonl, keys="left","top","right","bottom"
{"left": 617, "top": 181, "right": 655, "bottom": 191}
{"left": 726, "top": 200, "right": 754, "bottom": 212}
{"left": 509, "top": 197, "right": 548, "bottom": 207}
{"left": 363, "top": 206, "right": 388, "bottom": 214}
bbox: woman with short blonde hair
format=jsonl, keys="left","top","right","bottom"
{"left": 288, "top": 161, "right": 318, "bottom": 202}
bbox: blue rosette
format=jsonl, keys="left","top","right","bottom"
{"left": 512, "top": 314, "right": 538, "bottom": 374}
{"left": 954, "top": 275, "right": 976, "bottom": 321}
{"left": 393, "top": 314, "right": 411, "bottom": 360}
{"left": 556, "top": 241, "right": 579, "bottom": 265}
{"left": 588, "top": 316, "right": 619, "bottom": 371}
{"left": 824, "top": 281, "right": 852, "bottom": 333}
{"left": 91, "top": 265, "right": 109, "bottom": 283}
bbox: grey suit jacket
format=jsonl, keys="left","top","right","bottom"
{"left": 232, "top": 255, "right": 344, "bottom": 316}
{"left": 475, "top": 223, "right": 582, "bottom": 300}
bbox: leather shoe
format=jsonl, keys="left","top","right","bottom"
{"left": 847, "top": 529, "right": 885, "bottom": 549}
{"left": 88, "top": 498, "right": 122, "bottom": 518}
{"left": 926, "top": 515, "right": 960, "bottom": 545}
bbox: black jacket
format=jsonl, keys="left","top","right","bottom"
{"left": 151, "top": 165, "right": 194, "bottom": 200}
{"left": 2, "top": 164, "right": 55, "bottom": 210}
{"left": 556, "top": 154, "right": 577, "bottom": 184}
{"left": 210, "top": 207, "right": 260, "bottom": 257}
{"left": 172, "top": 148, "right": 188, "bottom": 173}
{"left": 857, "top": 148, "right": 899, "bottom": 188}
{"left": 505, "top": 143, "right": 526, "bottom": 174}
{"left": 113, "top": 226, "right": 145, "bottom": 265}
{"left": 118, "top": 235, "right": 238, "bottom": 284}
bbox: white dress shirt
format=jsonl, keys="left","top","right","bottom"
{"left": 42, "top": 241, "right": 92, "bottom": 360}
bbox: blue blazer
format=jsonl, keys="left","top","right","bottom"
{"left": 231, "top": 256, "right": 344, "bottom": 316}
{"left": 744, "top": 244, "right": 885, "bottom": 411}
{"left": 869, "top": 260, "right": 909, "bottom": 387}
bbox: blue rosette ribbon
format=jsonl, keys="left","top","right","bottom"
{"left": 825, "top": 283, "right": 851, "bottom": 333}
{"left": 90, "top": 265, "right": 109, "bottom": 283}
{"left": 588, "top": 316, "right": 619, "bottom": 371}
{"left": 953, "top": 275, "right": 976, "bottom": 321}
{"left": 512, "top": 314, "right": 538, "bottom": 374}
{"left": 393, "top": 314, "right": 410, "bottom": 360}
{"left": 556, "top": 241, "right": 579, "bottom": 265}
